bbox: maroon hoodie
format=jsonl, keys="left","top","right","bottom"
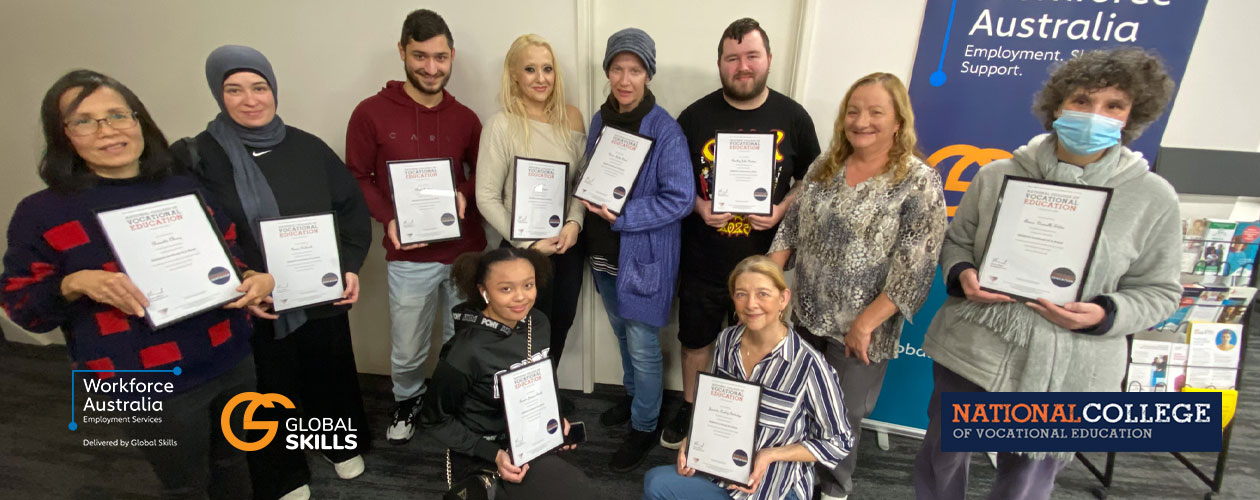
{"left": 345, "top": 81, "right": 486, "bottom": 264}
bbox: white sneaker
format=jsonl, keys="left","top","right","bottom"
{"left": 819, "top": 493, "right": 848, "bottom": 500}
{"left": 387, "top": 397, "right": 420, "bottom": 444}
{"left": 326, "top": 454, "right": 365, "bottom": 480}
{"left": 277, "top": 484, "right": 310, "bottom": 500}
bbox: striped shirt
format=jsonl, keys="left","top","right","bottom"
{"left": 709, "top": 324, "right": 853, "bottom": 500}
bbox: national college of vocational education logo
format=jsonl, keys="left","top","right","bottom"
{"left": 548, "top": 215, "right": 561, "bottom": 228}
{"left": 752, "top": 187, "right": 768, "bottom": 201}
{"left": 1049, "top": 267, "right": 1076, "bottom": 287}
{"left": 207, "top": 266, "right": 232, "bottom": 285}
{"left": 731, "top": 449, "right": 749, "bottom": 467}
{"left": 321, "top": 272, "right": 339, "bottom": 287}
{"left": 440, "top": 213, "right": 456, "bottom": 226}
{"left": 221, "top": 392, "right": 296, "bottom": 451}
{"left": 546, "top": 419, "right": 559, "bottom": 434}
{"left": 612, "top": 186, "right": 627, "bottom": 199}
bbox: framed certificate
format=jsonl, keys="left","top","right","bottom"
{"left": 686, "top": 372, "right": 762, "bottom": 488}
{"left": 511, "top": 157, "right": 569, "bottom": 241}
{"left": 387, "top": 158, "right": 462, "bottom": 246}
{"left": 573, "top": 125, "right": 654, "bottom": 215}
{"left": 977, "top": 176, "right": 1113, "bottom": 304}
{"left": 258, "top": 213, "right": 343, "bottom": 313}
{"left": 712, "top": 131, "right": 776, "bottom": 216}
{"left": 94, "top": 192, "right": 243, "bottom": 329}
{"left": 497, "top": 356, "right": 564, "bottom": 466}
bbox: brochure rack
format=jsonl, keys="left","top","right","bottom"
{"left": 1077, "top": 147, "right": 1259, "bottom": 500}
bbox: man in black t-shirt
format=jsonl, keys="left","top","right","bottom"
{"left": 663, "top": 18, "right": 821, "bottom": 449}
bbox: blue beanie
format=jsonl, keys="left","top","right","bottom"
{"left": 603, "top": 28, "right": 656, "bottom": 78}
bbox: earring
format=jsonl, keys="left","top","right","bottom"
{"left": 481, "top": 291, "right": 488, "bottom": 303}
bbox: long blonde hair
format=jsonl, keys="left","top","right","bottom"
{"left": 499, "top": 34, "right": 575, "bottom": 155}
{"left": 810, "top": 72, "right": 924, "bottom": 185}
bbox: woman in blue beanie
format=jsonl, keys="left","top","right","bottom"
{"left": 580, "top": 27, "right": 694, "bottom": 472}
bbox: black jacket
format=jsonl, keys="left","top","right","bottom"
{"left": 172, "top": 127, "right": 372, "bottom": 320}
{"left": 420, "top": 302, "right": 552, "bottom": 461}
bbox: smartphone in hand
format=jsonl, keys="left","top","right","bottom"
{"left": 564, "top": 421, "right": 587, "bottom": 445}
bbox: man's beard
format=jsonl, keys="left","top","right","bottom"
{"left": 721, "top": 71, "right": 768, "bottom": 102}
{"left": 407, "top": 69, "right": 450, "bottom": 95}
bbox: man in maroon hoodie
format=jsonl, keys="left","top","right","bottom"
{"left": 345, "top": 9, "right": 486, "bottom": 445}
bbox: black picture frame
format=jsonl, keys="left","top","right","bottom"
{"left": 510, "top": 156, "right": 570, "bottom": 242}
{"left": 711, "top": 131, "right": 776, "bottom": 216}
{"left": 256, "top": 212, "right": 344, "bottom": 313}
{"left": 496, "top": 355, "right": 565, "bottom": 467}
{"left": 685, "top": 371, "right": 763, "bottom": 489}
{"left": 573, "top": 125, "right": 655, "bottom": 216}
{"left": 386, "top": 158, "right": 464, "bottom": 246}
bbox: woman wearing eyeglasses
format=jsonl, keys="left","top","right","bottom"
{"left": 1, "top": 69, "right": 274, "bottom": 498}
{"left": 173, "top": 45, "right": 374, "bottom": 500}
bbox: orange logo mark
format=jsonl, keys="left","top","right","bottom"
{"left": 221, "top": 392, "right": 296, "bottom": 451}
{"left": 926, "top": 144, "right": 1013, "bottom": 217}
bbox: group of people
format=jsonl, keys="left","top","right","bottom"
{"left": 1, "top": 6, "right": 1185, "bottom": 500}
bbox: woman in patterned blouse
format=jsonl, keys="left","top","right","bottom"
{"left": 767, "top": 72, "right": 947, "bottom": 500}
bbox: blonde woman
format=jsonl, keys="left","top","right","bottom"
{"left": 768, "top": 72, "right": 947, "bottom": 500}
{"left": 475, "top": 34, "right": 586, "bottom": 373}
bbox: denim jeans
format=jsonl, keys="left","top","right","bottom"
{"left": 591, "top": 269, "right": 663, "bottom": 432}
{"left": 387, "top": 260, "right": 460, "bottom": 401}
{"left": 643, "top": 465, "right": 803, "bottom": 500}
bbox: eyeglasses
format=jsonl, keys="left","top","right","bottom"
{"left": 63, "top": 111, "right": 139, "bottom": 137}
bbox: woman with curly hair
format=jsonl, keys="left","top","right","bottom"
{"left": 915, "top": 47, "right": 1181, "bottom": 500}
{"left": 768, "top": 72, "right": 947, "bottom": 500}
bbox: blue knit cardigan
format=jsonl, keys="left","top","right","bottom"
{"left": 584, "top": 105, "right": 694, "bottom": 327}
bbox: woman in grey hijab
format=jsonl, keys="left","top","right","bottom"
{"left": 174, "top": 45, "right": 374, "bottom": 500}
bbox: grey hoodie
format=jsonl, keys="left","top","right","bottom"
{"left": 924, "top": 134, "right": 1181, "bottom": 400}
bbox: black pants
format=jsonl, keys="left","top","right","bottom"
{"left": 120, "top": 355, "right": 255, "bottom": 500}
{"left": 503, "top": 239, "right": 585, "bottom": 366}
{"left": 448, "top": 449, "right": 594, "bottom": 499}
{"left": 247, "top": 314, "right": 371, "bottom": 500}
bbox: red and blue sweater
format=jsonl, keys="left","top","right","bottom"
{"left": 2, "top": 174, "right": 253, "bottom": 392}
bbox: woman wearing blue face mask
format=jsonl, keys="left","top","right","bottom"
{"left": 914, "top": 47, "right": 1181, "bottom": 500}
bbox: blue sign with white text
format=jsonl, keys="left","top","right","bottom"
{"left": 941, "top": 391, "right": 1221, "bottom": 452}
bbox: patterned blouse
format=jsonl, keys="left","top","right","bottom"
{"left": 769, "top": 156, "right": 947, "bottom": 362}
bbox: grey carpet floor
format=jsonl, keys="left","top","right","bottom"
{"left": 2, "top": 336, "right": 1256, "bottom": 499}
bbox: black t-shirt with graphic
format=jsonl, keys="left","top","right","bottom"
{"left": 677, "top": 89, "right": 820, "bottom": 284}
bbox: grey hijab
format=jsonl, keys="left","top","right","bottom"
{"left": 204, "top": 44, "right": 304, "bottom": 338}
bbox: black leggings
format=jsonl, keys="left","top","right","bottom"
{"left": 448, "top": 450, "right": 594, "bottom": 500}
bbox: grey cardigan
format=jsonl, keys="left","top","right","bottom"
{"left": 924, "top": 134, "right": 1181, "bottom": 397}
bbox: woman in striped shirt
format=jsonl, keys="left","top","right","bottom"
{"left": 643, "top": 255, "right": 853, "bottom": 500}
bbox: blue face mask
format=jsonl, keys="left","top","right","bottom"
{"left": 1052, "top": 110, "right": 1124, "bottom": 155}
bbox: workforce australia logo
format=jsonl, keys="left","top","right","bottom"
{"left": 221, "top": 392, "right": 358, "bottom": 452}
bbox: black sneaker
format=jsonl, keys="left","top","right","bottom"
{"left": 610, "top": 427, "right": 659, "bottom": 472}
{"left": 659, "top": 403, "right": 691, "bottom": 449}
{"left": 600, "top": 396, "right": 633, "bottom": 427}
{"left": 386, "top": 397, "right": 420, "bottom": 445}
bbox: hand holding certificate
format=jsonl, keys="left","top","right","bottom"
{"left": 258, "top": 213, "right": 343, "bottom": 312}
{"left": 977, "top": 176, "right": 1113, "bottom": 305}
{"left": 712, "top": 132, "right": 776, "bottom": 216}
{"left": 686, "top": 372, "right": 762, "bottom": 487}
{"left": 387, "top": 159, "right": 462, "bottom": 246}
{"left": 512, "top": 157, "right": 568, "bottom": 241}
{"left": 573, "top": 125, "right": 653, "bottom": 214}
{"left": 498, "top": 357, "right": 564, "bottom": 466}
{"left": 95, "top": 193, "right": 243, "bottom": 329}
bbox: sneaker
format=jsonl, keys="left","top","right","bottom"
{"left": 610, "top": 427, "right": 660, "bottom": 472}
{"left": 324, "top": 454, "right": 365, "bottom": 480}
{"left": 277, "top": 484, "right": 310, "bottom": 500}
{"left": 387, "top": 397, "right": 420, "bottom": 444}
{"left": 600, "top": 396, "right": 633, "bottom": 427}
{"left": 819, "top": 493, "right": 848, "bottom": 500}
{"left": 659, "top": 403, "right": 691, "bottom": 450}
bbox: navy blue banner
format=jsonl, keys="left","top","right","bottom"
{"left": 941, "top": 392, "right": 1221, "bottom": 452}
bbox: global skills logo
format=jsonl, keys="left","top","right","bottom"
{"left": 941, "top": 392, "right": 1221, "bottom": 452}
{"left": 221, "top": 392, "right": 359, "bottom": 452}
